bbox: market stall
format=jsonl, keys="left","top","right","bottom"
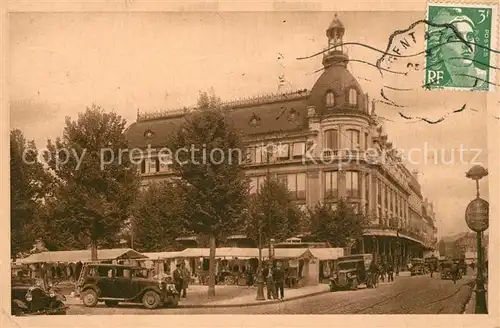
{"left": 308, "top": 248, "right": 345, "bottom": 283}
{"left": 139, "top": 251, "right": 183, "bottom": 277}
{"left": 263, "top": 248, "right": 316, "bottom": 287}
{"left": 16, "top": 248, "right": 147, "bottom": 283}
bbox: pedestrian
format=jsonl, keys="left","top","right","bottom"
{"left": 451, "top": 260, "right": 459, "bottom": 284}
{"left": 263, "top": 263, "right": 277, "bottom": 300}
{"left": 181, "top": 264, "right": 190, "bottom": 298}
{"left": 470, "top": 261, "right": 476, "bottom": 271}
{"left": 379, "top": 263, "right": 386, "bottom": 282}
{"left": 173, "top": 264, "right": 183, "bottom": 295}
{"left": 246, "top": 265, "right": 254, "bottom": 287}
{"left": 387, "top": 262, "right": 394, "bottom": 282}
{"left": 369, "top": 260, "right": 378, "bottom": 286}
{"left": 273, "top": 262, "right": 285, "bottom": 300}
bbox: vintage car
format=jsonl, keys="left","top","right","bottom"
{"left": 453, "top": 258, "right": 467, "bottom": 275}
{"left": 329, "top": 254, "right": 376, "bottom": 291}
{"left": 440, "top": 260, "right": 462, "bottom": 281}
{"left": 410, "top": 258, "right": 426, "bottom": 276}
{"left": 77, "top": 263, "right": 179, "bottom": 309}
{"left": 11, "top": 276, "right": 68, "bottom": 316}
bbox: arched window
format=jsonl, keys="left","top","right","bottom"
{"left": 325, "top": 91, "right": 335, "bottom": 107}
{"left": 348, "top": 88, "right": 358, "bottom": 106}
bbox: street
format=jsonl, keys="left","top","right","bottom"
{"left": 67, "top": 273, "right": 475, "bottom": 315}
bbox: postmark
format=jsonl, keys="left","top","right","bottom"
{"left": 425, "top": 2, "right": 498, "bottom": 91}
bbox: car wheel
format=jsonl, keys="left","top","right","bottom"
{"left": 350, "top": 278, "right": 358, "bottom": 290}
{"left": 105, "top": 300, "right": 119, "bottom": 307}
{"left": 142, "top": 291, "right": 161, "bottom": 309}
{"left": 12, "top": 306, "right": 24, "bottom": 316}
{"left": 170, "top": 295, "right": 179, "bottom": 308}
{"left": 82, "top": 289, "right": 98, "bottom": 307}
{"left": 49, "top": 300, "right": 67, "bottom": 315}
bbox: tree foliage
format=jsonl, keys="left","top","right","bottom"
{"left": 10, "top": 129, "right": 54, "bottom": 258}
{"left": 308, "top": 198, "right": 367, "bottom": 247}
{"left": 42, "top": 104, "right": 140, "bottom": 258}
{"left": 168, "top": 109, "right": 248, "bottom": 237}
{"left": 197, "top": 88, "right": 222, "bottom": 110}
{"left": 167, "top": 100, "right": 248, "bottom": 296}
{"left": 246, "top": 176, "right": 301, "bottom": 244}
{"left": 133, "top": 181, "right": 189, "bottom": 252}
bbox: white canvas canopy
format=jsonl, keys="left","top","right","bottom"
{"left": 308, "top": 248, "right": 344, "bottom": 261}
{"left": 17, "top": 248, "right": 147, "bottom": 264}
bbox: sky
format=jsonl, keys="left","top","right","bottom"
{"left": 9, "top": 11, "right": 491, "bottom": 237}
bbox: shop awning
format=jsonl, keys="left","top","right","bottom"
{"left": 309, "top": 248, "right": 344, "bottom": 261}
{"left": 263, "top": 248, "right": 314, "bottom": 260}
{"left": 142, "top": 251, "right": 184, "bottom": 260}
{"left": 17, "top": 248, "right": 147, "bottom": 264}
{"left": 143, "top": 247, "right": 323, "bottom": 260}
{"left": 174, "top": 247, "right": 260, "bottom": 259}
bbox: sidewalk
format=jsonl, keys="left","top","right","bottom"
{"left": 198, "top": 284, "right": 329, "bottom": 307}
{"left": 64, "top": 284, "right": 330, "bottom": 308}
{"left": 464, "top": 282, "right": 488, "bottom": 314}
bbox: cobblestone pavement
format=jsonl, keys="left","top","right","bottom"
{"left": 67, "top": 274, "right": 475, "bottom": 315}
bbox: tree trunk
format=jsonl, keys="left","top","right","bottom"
{"left": 91, "top": 239, "right": 98, "bottom": 261}
{"left": 207, "top": 234, "right": 216, "bottom": 298}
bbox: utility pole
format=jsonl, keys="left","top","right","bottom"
{"left": 255, "top": 142, "right": 273, "bottom": 301}
{"left": 266, "top": 143, "right": 272, "bottom": 262}
{"left": 465, "top": 165, "right": 488, "bottom": 314}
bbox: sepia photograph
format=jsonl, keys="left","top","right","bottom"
{"left": 5, "top": 0, "right": 498, "bottom": 323}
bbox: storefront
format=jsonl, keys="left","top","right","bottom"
{"left": 308, "top": 248, "right": 345, "bottom": 283}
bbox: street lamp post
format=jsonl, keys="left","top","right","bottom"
{"left": 372, "top": 236, "right": 377, "bottom": 263}
{"left": 396, "top": 229, "right": 401, "bottom": 276}
{"left": 255, "top": 218, "right": 265, "bottom": 300}
{"left": 465, "top": 165, "right": 489, "bottom": 314}
{"left": 255, "top": 142, "right": 274, "bottom": 301}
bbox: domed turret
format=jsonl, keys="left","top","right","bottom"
{"left": 308, "top": 15, "right": 368, "bottom": 116}
{"left": 323, "top": 13, "right": 349, "bottom": 68}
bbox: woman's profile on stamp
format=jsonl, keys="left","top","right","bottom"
{"left": 426, "top": 6, "right": 491, "bottom": 90}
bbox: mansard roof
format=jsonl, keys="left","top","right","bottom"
{"left": 125, "top": 91, "right": 309, "bottom": 149}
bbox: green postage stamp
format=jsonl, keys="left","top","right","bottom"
{"left": 425, "top": 2, "right": 498, "bottom": 91}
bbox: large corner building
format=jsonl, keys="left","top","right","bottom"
{"left": 125, "top": 15, "right": 438, "bottom": 267}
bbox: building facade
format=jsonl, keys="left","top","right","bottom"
{"left": 438, "top": 232, "right": 488, "bottom": 260}
{"left": 125, "top": 16, "right": 438, "bottom": 267}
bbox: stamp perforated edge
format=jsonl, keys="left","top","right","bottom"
{"left": 424, "top": 0, "right": 498, "bottom": 92}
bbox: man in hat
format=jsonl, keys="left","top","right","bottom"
{"left": 181, "top": 263, "right": 190, "bottom": 298}
{"left": 173, "top": 264, "right": 183, "bottom": 295}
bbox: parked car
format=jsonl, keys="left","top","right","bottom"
{"left": 329, "top": 254, "right": 376, "bottom": 291}
{"left": 11, "top": 276, "right": 68, "bottom": 316}
{"left": 410, "top": 258, "right": 426, "bottom": 276}
{"left": 440, "top": 260, "right": 461, "bottom": 281}
{"left": 453, "top": 258, "right": 467, "bottom": 276}
{"left": 77, "top": 263, "right": 179, "bottom": 309}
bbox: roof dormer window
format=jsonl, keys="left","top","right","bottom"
{"left": 348, "top": 88, "right": 358, "bottom": 106}
{"left": 325, "top": 91, "right": 335, "bottom": 107}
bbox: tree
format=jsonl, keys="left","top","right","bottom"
{"left": 10, "top": 129, "right": 54, "bottom": 258}
{"left": 132, "top": 181, "right": 189, "bottom": 252}
{"left": 44, "top": 104, "right": 140, "bottom": 260}
{"left": 168, "top": 104, "right": 248, "bottom": 297}
{"left": 197, "top": 88, "right": 222, "bottom": 110}
{"left": 308, "top": 198, "right": 368, "bottom": 247}
{"left": 246, "top": 176, "right": 301, "bottom": 244}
